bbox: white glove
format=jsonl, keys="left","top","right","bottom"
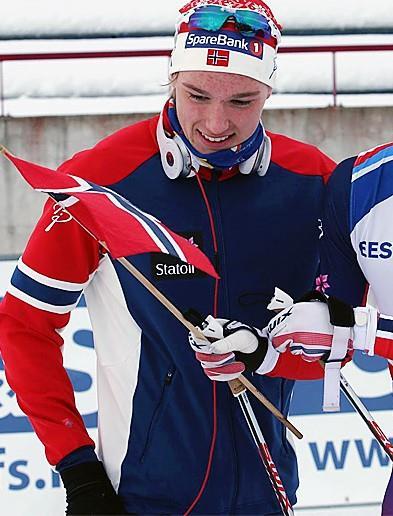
{"left": 265, "top": 287, "right": 378, "bottom": 413}
{"left": 264, "top": 298, "right": 378, "bottom": 361}
{"left": 188, "top": 317, "right": 268, "bottom": 381}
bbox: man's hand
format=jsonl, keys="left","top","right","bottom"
{"left": 264, "top": 294, "right": 377, "bottom": 361}
{"left": 265, "top": 301, "right": 342, "bottom": 361}
{"left": 60, "top": 461, "right": 126, "bottom": 515}
{"left": 188, "top": 316, "right": 268, "bottom": 381}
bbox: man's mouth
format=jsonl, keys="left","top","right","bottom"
{"left": 198, "top": 130, "right": 232, "bottom": 143}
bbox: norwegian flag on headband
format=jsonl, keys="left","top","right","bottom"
{"left": 207, "top": 48, "right": 229, "bottom": 67}
{"left": 1, "top": 148, "right": 219, "bottom": 279}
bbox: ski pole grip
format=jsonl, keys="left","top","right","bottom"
{"left": 183, "top": 308, "right": 205, "bottom": 328}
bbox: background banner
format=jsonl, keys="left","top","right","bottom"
{"left": 0, "top": 258, "right": 391, "bottom": 515}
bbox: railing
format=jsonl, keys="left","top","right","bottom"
{"left": 1, "top": 44, "right": 393, "bottom": 115}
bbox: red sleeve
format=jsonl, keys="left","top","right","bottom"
{"left": 267, "top": 348, "right": 325, "bottom": 380}
{"left": 259, "top": 345, "right": 351, "bottom": 381}
{"left": 268, "top": 131, "right": 336, "bottom": 184}
{"left": 0, "top": 199, "right": 100, "bottom": 465}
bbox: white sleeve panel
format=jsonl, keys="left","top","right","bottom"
{"left": 84, "top": 254, "right": 142, "bottom": 491}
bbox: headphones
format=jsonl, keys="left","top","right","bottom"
{"left": 156, "top": 112, "right": 271, "bottom": 180}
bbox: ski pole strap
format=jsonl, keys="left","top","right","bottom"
{"left": 323, "top": 326, "right": 351, "bottom": 412}
{"left": 183, "top": 308, "right": 205, "bottom": 328}
{"left": 300, "top": 292, "right": 355, "bottom": 412}
{"left": 326, "top": 295, "right": 356, "bottom": 327}
{"left": 322, "top": 296, "right": 355, "bottom": 412}
{"left": 271, "top": 288, "right": 356, "bottom": 411}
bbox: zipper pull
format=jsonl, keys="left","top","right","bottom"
{"left": 165, "top": 371, "right": 174, "bottom": 385}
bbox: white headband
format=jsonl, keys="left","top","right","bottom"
{"left": 169, "top": 1, "right": 281, "bottom": 87}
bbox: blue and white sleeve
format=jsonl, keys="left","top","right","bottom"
{"left": 318, "top": 157, "right": 368, "bottom": 306}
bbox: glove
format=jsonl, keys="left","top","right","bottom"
{"left": 60, "top": 461, "right": 126, "bottom": 515}
{"left": 188, "top": 316, "right": 268, "bottom": 381}
{"left": 264, "top": 291, "right": 378, "bottom": 362}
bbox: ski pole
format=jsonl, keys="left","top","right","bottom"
{"left": 189, "top": 313, "right": 295, "bottom": 515}
{"left": 340, "top": 372, "right": 393, "bottom": 462}
{"left": 229, "top": 380, "right": 295, "bottom": 515}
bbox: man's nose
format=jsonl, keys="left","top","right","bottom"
{"left": 204, "top": 104, "right": 230, "bottom": 135}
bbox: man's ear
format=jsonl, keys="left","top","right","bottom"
{"left": 267, "top": 86, "right": 273, "bottom": 99}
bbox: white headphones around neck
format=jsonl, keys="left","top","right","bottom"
{"left": 156, "top": 112, "right": 271, "bottom": 180}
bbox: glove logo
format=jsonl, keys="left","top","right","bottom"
{"left": 266, "top": 307, "right": 292, "bottom": 336}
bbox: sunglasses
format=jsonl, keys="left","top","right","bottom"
{"left": 188, "top": 5, "right": 271, "bottom": 36}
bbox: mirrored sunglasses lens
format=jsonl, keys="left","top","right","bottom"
{"left": 189, "top": 8, "right": 228, "bottom": 31}
{"left": 236, "top": 11, "right": 270, "bottom": 34}
{"left": 189, "top": 7, "right": 271, "bottom": 36}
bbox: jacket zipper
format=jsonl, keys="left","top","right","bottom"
{"left": 139, "top": 368, "right": 175, "bottom": 463}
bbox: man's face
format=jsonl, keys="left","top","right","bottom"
{"left": 174, "top": 71, "right": 271, "bottom": 154}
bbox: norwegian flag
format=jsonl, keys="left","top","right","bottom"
{"left": 1, "top": 148, "right": 218, "bottom": 278}
{"left": 206, "top": 48, "right": 229, "bottom": 67}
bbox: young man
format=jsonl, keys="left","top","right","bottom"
{"left": 0, "top": 1, "right": 335, "bottom": 514}
{"left": 195, "top": 142, "right": 393, "bottom": 514}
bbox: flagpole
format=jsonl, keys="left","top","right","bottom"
{"left": 0, "top": 145, "right": 301, "bottom": 440}
{"left": 2, "top": 147, "right": 298, "bottom": 515}
{"left": 117, "top": 257, "right": 296, "bottom": 515}
{"left": 61, "top": 213, "right": 300, "bottom": 515}
{"left": 116, "top": 256, "right": 303, "bottom": 440}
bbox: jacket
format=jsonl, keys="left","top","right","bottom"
{"left": 0, "top": 115, "right": 335, "bottom": 514}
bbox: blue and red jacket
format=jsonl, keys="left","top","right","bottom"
{"left": 0, "top": 115, "right": 335, "bottom": 514}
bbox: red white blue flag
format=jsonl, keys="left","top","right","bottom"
{"left": 206, "top": 48, "right": 229, "bottom": 67}
{"left": 1, "top": 148, "right": 219, "bottom": 279}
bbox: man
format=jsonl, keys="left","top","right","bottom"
{"left": 195, "top": 142, "right": 393, "bottom": 514}
{"left": 0, "top": 1, "right": 335, "bottom": 514}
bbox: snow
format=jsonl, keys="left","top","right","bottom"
{"left": 0, "top": 1, "right": 392, "bottom": 116}
{"left": 0, "top": 1, "right": 182, "bottom": 38}
{"left": 269, "top": 0, "right": 393, "bottom": 32}
{"left": 1, "top": 0, "right": 392, "bottom": 37}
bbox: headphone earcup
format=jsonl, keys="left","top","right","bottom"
{"left": 238, "top": 134, "right": 271, "bottom": 177}
{"left": 162, "top": 138, "right": 185, "bottom": 180}
{"left": 156, "top": 114, "right": 193, "bottom": 179}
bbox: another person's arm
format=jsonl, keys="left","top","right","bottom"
{"left": 319, "top": 157, "right": 393, "bottom": 361}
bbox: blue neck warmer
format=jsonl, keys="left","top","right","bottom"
{"left": 167, "top": 100, "right": 264, "bottom": 170}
